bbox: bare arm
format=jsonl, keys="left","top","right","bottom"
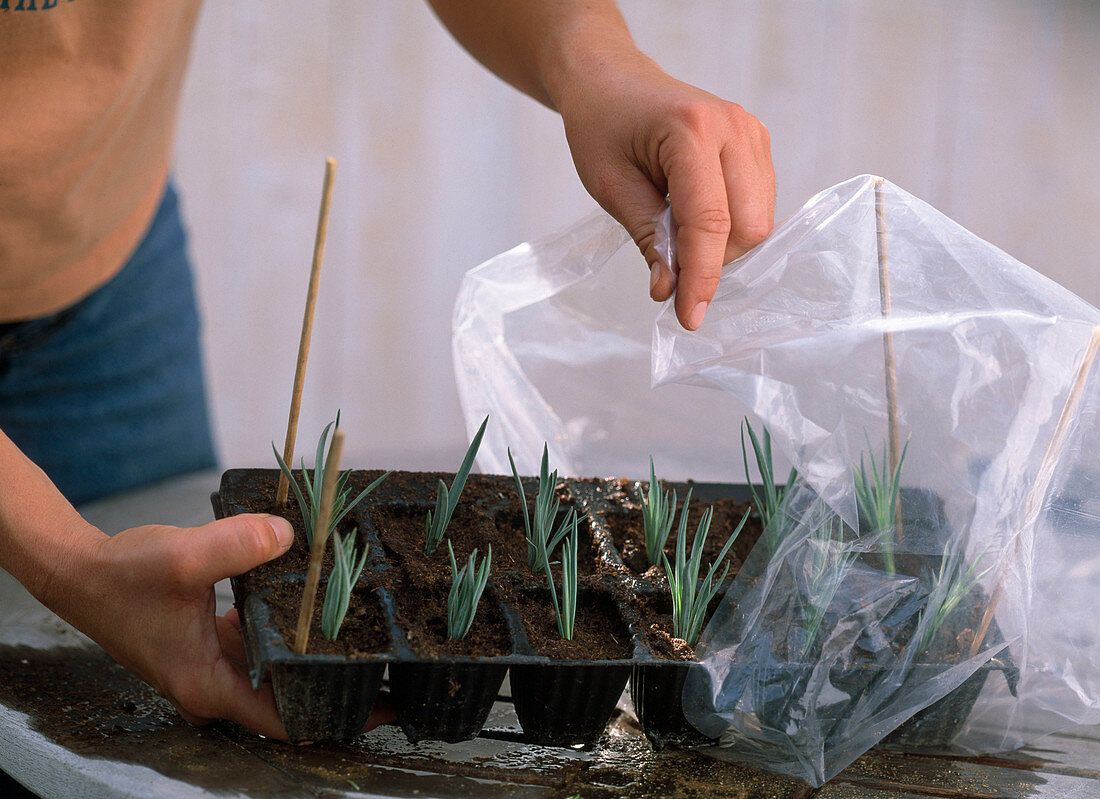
{"left": 429, "top": 0, "right": 775, "bottom": 330}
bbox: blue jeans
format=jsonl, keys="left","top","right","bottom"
{"left": 0, "top": 182, "right": 217, "bottom": 505}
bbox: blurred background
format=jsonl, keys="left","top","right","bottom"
{"left": 173, "top": 0, "right": 1099, "bottom": 473}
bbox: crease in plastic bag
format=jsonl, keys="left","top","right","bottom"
{"left": 452, "top": 208, "right": 759, "bottom": 481}
{"left": 650, "top": 176, "right": 1100, "bottom": 784}
{"left": 453, "top": 174, "right": 1100, "bottom": 786}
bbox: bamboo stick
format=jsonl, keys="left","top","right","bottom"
{"left": 873, "top": 177, "right": 904, "bottom": 543}
{"left": 276, "top": 157, "right": 337, "bottom": 507}
{"left": 969, "top": 325, "right": 1100, "bottom": 657}
{"left": 293, "top": 429, "right": 345, "bottom": 654}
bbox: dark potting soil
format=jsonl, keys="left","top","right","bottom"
{"left": 514, "top": 591, "right": 634, "bottom": 660}
{"left": 633, "top": 593, "right": 705, "bottom": 662}
{"left": 218, "top": 469, "right": 381, "bottom": 580}
{"left": 222, "top": 469, "right": 739, "bottom": 664}
{"left": 606, "top": 495, "right": 759, "bottom": 578}
{"left": 365, "top": 469, "right": 516, "bottom": 507}
{"left": 263, "top": 577, "right": 391, "bottom": 657}
{"left": 370, "top": 501, "right": 525, "bottom": 584}
{"left": 394, "top": 582, "right": 513, "bottom": 658}
{"left": 491, "top": 508, "right": 600, "bottom": 577}
{"left": 370, "top": 499, "right": 599, "bottom": 585}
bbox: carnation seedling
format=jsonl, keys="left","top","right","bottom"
{"left": 662, "top": 495, "right": 748, "bottom": 647}
{"left": 853, "top": 434, "right": 910, "bottom": 574}
{"left": 639, "top": 457, "right": 679, "bottom": 567}
{"left": 509, "top": 444, "right": 577, "bottom": 573}
{"left": 544, "top": 510, "right": 580, "bottom": 640}
{"left": 426, "top": 415, "right": 489, "bottom": 555}
{"left": 321, "top": 529, "right": 369, "bottom": 641}
{"left": 273, "top": 413, "right": 390, "bottom": 547}
{"left": 741, "top": 419, "right": 798, "bottom": 553}
{"left": 917, "top": 543, "right": 993, "bottom": 654}
{"left": 446, "top": 541, "right": 492, "bottom": 640}
{"left": 799, "top": 514, "right": 858, "bottom": 658}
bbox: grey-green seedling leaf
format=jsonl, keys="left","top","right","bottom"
{"left": 272, "top": 412, "right": 389, "bottom": 548}
{"left": 663, "top": 495, "right": 749, "bottom": 647}
{"left": 426, "top": 415, "right": 488, "bottom": 554}
{"left": 446, "top": 540, "right": 492, "bottom": 640}
{"left": 640, "top": 456, "right": 678, "bottom": 568}
{"left": 513, "top": 442, "right": 580, "bottom": 573}
{"left": 917, "top": 542, "right": 994, "bottom": 654}
{"left": 799, "top": 515, "right": 858, "bottom": 658}
{"left": 322, "top": 528, "right": 369, "bottom": 641}
{"left": 543, "top": 510, "right": 580, "bottom": 640}
{"left": 273, "top": 442, "right": 312, "bottom": 538}
{"left": 741, "top": 418, "right": 798, "bottom": 554}
{"left": 853, "top": 433, "right": 910, "bottom": 574}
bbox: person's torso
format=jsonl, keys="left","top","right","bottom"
{"left": 0, "top": 0, "right": 202, "bottom": 321}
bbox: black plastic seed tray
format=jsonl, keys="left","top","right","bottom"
{"left": 213, "top": 468, "right": 748, "bottom": 747}
{"left": 214, "top": 469, "right": 1019, "bottom": 751}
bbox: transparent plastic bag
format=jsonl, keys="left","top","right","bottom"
{"left": 452, "top": 209, "right": 757, "bottom": 482}
{"left": 453, "top": 175, "right": 1100, "bottom": 785}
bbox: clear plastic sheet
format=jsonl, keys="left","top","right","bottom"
{"left": 453, "top": 175, "right": 1100, "bottom": 785}
{"left": 452, "top": 209, "right": 754, "bottom": 482}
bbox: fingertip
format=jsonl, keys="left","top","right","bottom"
{"left": 688, "top": 301, "right": 708, "bottom": 331}
{"left": 364, "top": 697, "right": 396, "bottom": 732}
{"left": 265, "top": 722, "right": 291, "bottom": 743}
{"left": 675, "top": 299, "right": 708, "bottom": 331}
{"left": 649, "top": 261, "right": 675, "bottom": 301}
{"left": 257, "top": 514, "right": 294, "bottom": 551}
{"left": 230, "top": 676, "right": 289, "bottom": 742}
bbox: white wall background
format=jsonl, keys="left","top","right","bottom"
{"left": 174, "top": 0, "right": 1100, "bottom": 472}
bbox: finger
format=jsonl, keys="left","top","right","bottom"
{"left": 365, "top": 695, "right": 396, "bottom": 731}
{"left": 169, "top": 657, "right": 287, "bottom": 741}
{"left": 664, "top": 140, "right": 730, "bottom": 330}
{"left": 207, "top": 659, "right": 289, "bottom": 741}
{"left": 216, "top": 611, "right": 249, "bottom": 672}
{"left": 220, "top": 606, "right": 392, "bottom": 735}
{"left": 719, "top": 123, "right": 775, "bottom": 264}
{"left": 588, "top": 170, "right": 677, "bottom": 301}
{"left": 183, "top": 514, "right": 294, "bottom": 586}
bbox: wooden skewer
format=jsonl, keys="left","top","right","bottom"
{"left": 276, "top": 157, "right": 338, "bottom": 507}
{"left": 873, "top": 177, "right": 904, "bottom": 543}
{"left": 293, "top": 429, "right": 345, "bottom": 654}
{"left": 969, "top": 325, "right": 1100, "bottom": 657}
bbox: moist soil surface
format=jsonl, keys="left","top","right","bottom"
{"left": 370, "top": 505, "right": 598, "bottom": 583}
{"left": 606, "top": 495, "right": 761, "bottom": 578}
{"left": 631, "top": 592, "right": 724, "bottom": 662}
{"left": 394, "top": 582, "right": 513, "bottom": 658}
{"left": 372, "top": 501, "right": 525, "bottom": 583}
{"left": 263, "top": 576, "right": 390, "bottom": 657}
{"left": 220, "top": 468, "right": 758, "bottom": 663}
{"left": 515, "top": 591, "right": 634, "bottom": 660}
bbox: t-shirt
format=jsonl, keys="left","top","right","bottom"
{"left": 0, "top": 0, "right": 202, "bottom": 321}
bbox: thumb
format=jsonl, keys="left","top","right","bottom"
{"left": 185, "top": 514, "right": 294, "bottom": 585}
